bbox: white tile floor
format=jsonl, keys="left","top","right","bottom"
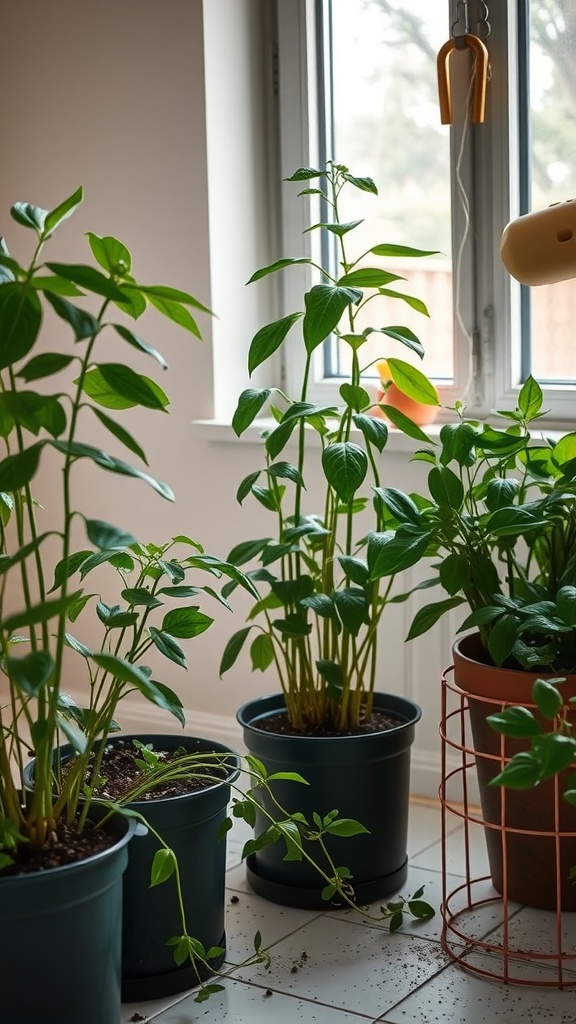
{"left": 121, "top": 801, "right": 576, "bottom": 1024}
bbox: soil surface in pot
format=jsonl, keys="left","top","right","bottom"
{"left": 1, "top": 820, "right": 115, "bottom": 876}
{"left": 85, "top": 739, "right": 231, "bottom": 801}
{"left": 256, "top": 710, "right": 404, "bottom": 737}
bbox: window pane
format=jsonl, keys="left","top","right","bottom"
{"left": 528, "top": 2, "right": 576, "bottom": 383}
{"left": 321, "top": 0, "right": 453, "bottom": 381}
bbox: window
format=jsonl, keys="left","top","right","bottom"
{"left": 276, "top": 0, "right": 576, "bottom": 423}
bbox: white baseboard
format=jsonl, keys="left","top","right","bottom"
{"left": 111, "top": 698, "right": 247, "bottom": 753}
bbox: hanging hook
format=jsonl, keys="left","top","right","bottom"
{"left": 437, "top": 32, "right": 489, "bottom": 125}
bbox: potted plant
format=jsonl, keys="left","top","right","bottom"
{"left": 372, "top": 376, "right": 576, "bottom": 907}
{"left": 0, "top": 184, "right": 426, "bottom": 1018}
{"left": 220, "top": 161, "right": 440, "bottom": 908}
{"left": 36, "top": 536, "right": 253, "bottom": 1002}
{"left": 0, "top": 184, "right": 239, "bottom": 1023}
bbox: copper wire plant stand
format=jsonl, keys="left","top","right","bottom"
{"left": 439, "top": 666, "right": 576, "bottom": 987}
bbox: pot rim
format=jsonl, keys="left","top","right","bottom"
{"left": 236, "top": 691, "right": 422, "bottom": 741}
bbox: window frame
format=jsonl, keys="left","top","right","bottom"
{"left": 274, "top": 0, "right": 576, "bottom": 426}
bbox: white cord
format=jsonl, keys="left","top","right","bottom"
{"left": 453, "top": 61, "right": 480, "bottom": 406}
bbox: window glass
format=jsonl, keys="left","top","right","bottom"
{"left": 322, "top": 0, "right": 453, "bottom": 382}
{"left": 527, "top": 3, "right": 576, "bottom": 383}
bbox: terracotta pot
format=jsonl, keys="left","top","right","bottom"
{"left": 453, "top": 632, "right": 576, "bottom": 910}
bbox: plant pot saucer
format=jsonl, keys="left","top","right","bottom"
{"left": 245, "top": 852, "right": 408, "bottom": 910}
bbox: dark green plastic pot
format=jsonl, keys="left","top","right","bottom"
{"left": 111, "top": 734, "right": 239, "bottom": 1001}
{"left": 0, "top": 804, "right": 134, "bottom": 1024}
{"left": 236, "top": 692, "right": 421, "bottom": 909}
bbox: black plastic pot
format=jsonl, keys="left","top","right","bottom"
{"left": 236, "top": 692, "right": 421, "bottom": 909}
{"left": 112, "top": 734, "right": 239, "bottom": 1001}
{"left": 0, "top": 804, "right": 134, "bottom": 1024}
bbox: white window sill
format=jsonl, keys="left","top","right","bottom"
{"left": 191, "top": 418, "right": 442, "bottom": 453}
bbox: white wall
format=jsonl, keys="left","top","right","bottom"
{"left": 1, "top": 0, "right": 453, "bottom": 797}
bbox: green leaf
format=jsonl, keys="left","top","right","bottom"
{"left": 533, "top": 678, "right": 564, "bottom": 720}
{"left": 45, "top": 262, "right": 128, "bottom": 301}
{"left": 44, "top": 292, "right": 100, "bottom": 340}
{"left": 517, "top": 376, "right": 543, "bottom": 421}
{"left": 248, "top": 313, "right": 303, "bottom": 374}
{"left": 11, "top": 201, "right": 47, "bottom": 232}
{"left": 96, "top": 363, "right": 169, "bottom": 410}
{"left": 379, "top": 404, "right": 435, "bottom": 443}
{"left": 337, "top": 556, "right": 369, "bottom": 586}
{"left": 122, "top": 587, "right": 163, "bottom": 609}
{"left": 57, "top": 715, "right": 87, "bottom": 755}
{"left": 407, "top": 900, "right": 435, "bottom": 919}
{"left": 78, "top": 366, "right": 167, "bottom": 411}
{"left": 353, "top": 413, "right": 388, "bottom": 452}
{"left": 17, "top": 352, "right": 75, "bottom": 382}
{"left": 130, "top": 283, "right": 211, "bottom": 314}
{"left": 310, "top": 219, "right": 364, "bottom": 237}
{"left": 439, "top": 553, "right": 468, "bottom": 595}
{"left": 2, "top": 591, "right": 82, "bottom": 632}
{"left": 333, "top": 588, "right": 370, "bottom": 636}
{"left": 367, "top": 325, "right": 425, "bottom": 359}
{"left": 149, "top": 627, "right": 187, "bottom": 669}
{"left": 487, "top": 613, "right": 519, "bottom": 666}
{"left": 375, "top": 487, "right": 421, "bottom": 525}
{"left": 338, "top": 268, "right": 403, "bottom": 288}
{"left": 406, "top": 596, "right": 465, "bottom": 641}
{"left": 325, "top": 818, "right": 370, "bottom": 837}
{"left": 5, "top": 651, "right": 54, "bottom": 696}
{"left": 371, "top": 243, "right": 439, "bottom": 259}
{"left": 0, "top": 283, "right": 42, "bottom": 368}
{"left": 50, "top": 550, "right": 92, "bottom": 592}
{"left": 487, "top": 706, "right": 542, "bottom": 738}
{"left": 29, "top": 274, "right": 84, "bottom": 297}
{"left": 89, "top": 652, "right": 151, "bottom": 685}
{"left": 268, "top": 461, "right": 305, "bottom": 487}
{"left": 551, "top": 433, "right": 576, "bottom": 470}
{"left": 250, "top": 633, "right": 275, "bottom": 671}
{"left": 272, "top": 616, "right": 312, "bottom": 638}
{"left": 91, "top": 408, "right": 148, "bottom": 464}
{"left": 87, "top": 232, "right": 132, "bottom": 275}
{"left": 490, "top": 751, "right": 542, "bottom": 789}
{"left": 150, "top": 848, "right": 177, "bottom": 887}
{"left": 322, "top": 442, "right": 367, "bottom": 504}
{"left": 139, "top": 678, "right": 185, "bottom": 726}
{"left": 162, "top": 606, "right": 213, "bottom": 639}
{"left": 342, "top": 173, "right": 378, "bottom": 194}
{"left": 0, "top": 443, "right": 43, "bottom": 490}
{"left": 386, "top": 358, "right": 439, "bottom": 405}
{"left": 1, "top": 392, "right": 66, "bottom": 439}
{"left": 485, "top": 478, "right": 520, "bottom": 512}
{"left": 232, "top": 388, "right": 273, "bottom": 435}
{"left": 44, "top": 186, "right": 83, "bottom": 234}
{"left": 111, "top": 323, "right": 167, "bottom": 369}
{"left": 340, "top": 383, "right": 371, "bottom": 412}
{"left": 247, "top": 258, "right": 310, "bottom": 284}
{"left": 284, "top": 166, "right": 324, "bottom": 180}
{"left": 146, "top": 294, "right": 202, "bottom": 337}
{"left": 428, "top": 466, "right": 464, "bottom": 510}
{"left": 53, "top": 441, "right": 174, "bottom": 501}
{"left": 84, "top": 519, "right": 138, "bottom": 550}
{"left": 557, "top": 586, "right": 576, "bottom": 626}
{"left": 368, "top": 526, "right": 431, "bottom": 578}
{"left": 485, "top": 506, "right": 542, "bottom": 537}
{"left": 377, "top": 287, "right": 430, "bottom": 316}
{"left": 303, "top": 284, "right": 362, "bottom": 353}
